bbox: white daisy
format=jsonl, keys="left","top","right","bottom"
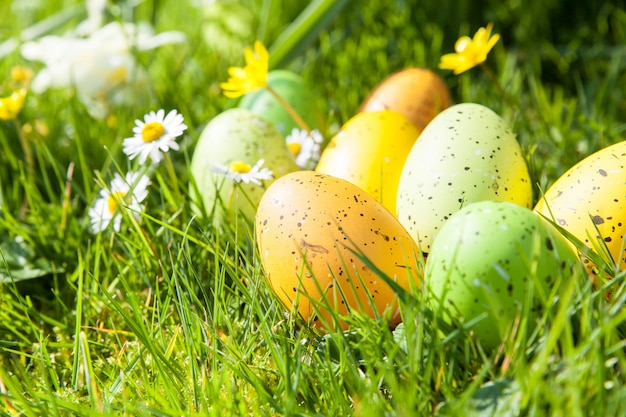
{"left": 211, "top": 159, "right": 274, "bottom": 186}
{"left": 122, "top": 109, "right": 187, "bottom": 164}
{"left": 285, "top": 128, "right": 323, "bottom": 170}
{"left": 89, "top": 171, "right": 151, "bottom": 233}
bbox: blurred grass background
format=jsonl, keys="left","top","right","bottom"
{"left": 2, "top": 0, "right": 625, "bottom": 190}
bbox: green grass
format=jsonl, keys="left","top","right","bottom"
{"left": 1, "top": 0, "right": 626, "bottom": 415}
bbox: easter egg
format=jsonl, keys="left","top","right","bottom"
{"left": 396, "top": 103, "right": 533, "bottom": 252}
{"left": 426, "top": 200, "right": 580, "bottom": 349}
{"left": 315, "top": 110, "right": 421, "bottom": 214}
{"left": 239, "top": 70, "right": 322, "bottom": 137}
{"left": 534, "top": 140, "right": 626, "bottom": 273}
{"left": 359, "top": 67, "right": 452, "bottom": 131}
{"left": 255, "top": 171, "right": 422, "bottom": 330}
{"left": 190, "top": 108, "right": 298, "bottom": 227}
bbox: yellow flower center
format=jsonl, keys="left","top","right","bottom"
{"left": 106, "top": 114, "right": 117, "bottom": 128}
{"left": 229, "top": 161, "right": 251, "bottom": 173}
{"left": 11, "top": 66, "right": 33, "bottom": 83}
{"left": 141, "top": 122, "right": 165, "bottom": 143}
{"left": 287, "top": 142, "right": 301, "bottom": 156}
{"left": 107, "top": 66, "right": 128, "bottom": 86}
{"left": 107, "top": 191, "right": 128, "bottom": 214}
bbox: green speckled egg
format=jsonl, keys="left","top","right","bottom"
{"left": 190, "top": 108, "right": 298, "bottom": 226}
{"left": 426, "top": 200, "right": 580, "bottom": 349}
{"left": 238, "top": 70, "right": 321, "bottom": 137}
{"left": 396, "top": 103, "right": 533, "bottom": 252}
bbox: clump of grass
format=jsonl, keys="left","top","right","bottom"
{"left": 1, "top": 0, "right": 626, "bottom": 416}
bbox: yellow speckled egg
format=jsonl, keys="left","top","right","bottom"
{"left": 315, "top": 110, "right": 421, "bottom": 214}
{"left": 255, "top": 171, "right": 422, "bottom": 330}
{"left": 534, "top": 140, "right": 626, "bottom": 273}
{"left": 396, "top": 103, "right": 533, "bottom": 252}
{"left": 358, "top": 67, "right": 453, "bottom": 131}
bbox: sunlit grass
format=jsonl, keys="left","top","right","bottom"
{"left": 1, "top": 0, "right": 626, "bottom": 416}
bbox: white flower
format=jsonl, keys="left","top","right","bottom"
{"left": 285, "top": 128, "right": 323, "bottom": 170}
{"left": 211, "top": 159, "right": 274, "bottom": 185}
{"left": 75, "top": 0, "right": 108, "bottom": 35}
{"left": 20, "top": 21, "right": 186, "bottom": 118}
{"left": 89, "top": 172, "right": 151, "bottom": 233}
{"left": 122, "top": 109, "right": 187, "bottom": 164}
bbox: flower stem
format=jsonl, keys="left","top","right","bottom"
{"left": 238, "top": 181, "right": 260, "bottom": 209}
{"left": 13, "top": 119, "right": 33, "bottom": 218}
{"left": 60, "top": 162, "right": 75, "bottom": 232}
{"left": 13, "top": 119, "right": 33, "bottom": 174}
{"left": 479, "top": 63, "right": 516, "bottom": 109}
{"left": 266, "top": 86, "right": 311, "bottom": 133}
{"left": 164, "top": 153, "right": 181, "bottom": 199}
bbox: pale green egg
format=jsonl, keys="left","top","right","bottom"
{"left": 238, "top": 70, "right": 322, "bottom": 137}
{"left": 426, "top": 200, "right": 580, "bottom": 349}
{"left": 190, "top": 108, "right": 299, "bottom": 228}
{"left": 396, "top": 103, "right": 533, "bottom": 252}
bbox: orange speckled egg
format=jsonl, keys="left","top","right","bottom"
{"left": 255, "top": 171, "right": 422, "bottom": 330}
{"left": 534, "top": 140, "right": 626, "bottom": 274}
{"left": 315, "top": 110, "right": 420, "bottom": 214}
{"left": 358, "top": 67, "right": 453, "bottom": 131}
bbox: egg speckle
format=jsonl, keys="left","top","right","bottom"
{"left": 255, "top": 171, "right": 422, "bottom": 330}
{"left": 396, "top": 103, "right": 533, "bottom": 252}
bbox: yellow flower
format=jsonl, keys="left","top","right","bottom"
{"left": 0, "top": 88, "right": 27, "bottom": 120}
{"left": 11, "top": 66, "right": 34, "bottom": 85}
{"left": 220, "top": 40, "right": 269, "bottom": 98}
{"left": 439, "top": 23, "right": 500, "bottom": 75}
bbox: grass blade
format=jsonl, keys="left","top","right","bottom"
{"left": 268, "top": 0, "right": 349, "bottom": 69}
